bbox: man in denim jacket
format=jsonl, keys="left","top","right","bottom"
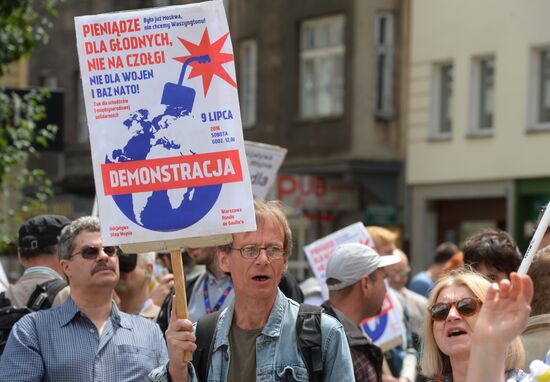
{"left": 150, "top": 200, "right": 354, "bottom": 381}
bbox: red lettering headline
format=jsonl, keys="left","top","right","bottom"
{"left": 101, "top": 150, "right": 243, "bottom": 195}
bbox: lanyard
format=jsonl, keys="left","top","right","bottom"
{"left": 203, "top": 277, "right": 232, "bottom": 314}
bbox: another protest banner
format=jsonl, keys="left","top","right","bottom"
{"left": 75, "top": 2, "right": 256, "bottom": 251}
{"left": 75, "top": 2, "right": 255, "bottom": 361}
{"left": 303, "top": 222, "right": 373, "bottom": 300}
{"left": 244, "top": 141, "right": 287, "bottom": 200}
{"left": 361, "top": 292, "right": 405, "bottom": 351}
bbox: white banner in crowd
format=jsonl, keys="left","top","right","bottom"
{"left": 244, "top": 141, "right": 287, "bottom": 200}
{"left": 304, "top": 222, "right": 373, "bottom": 300}
{"left": 75, "top": 2, "right": 256, "bottom": 246}
{"left": 361, "top": 294, "right": 405, "bottom": 351}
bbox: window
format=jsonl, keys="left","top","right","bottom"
{"left": 529, "top": 48, "right": 550, "bottom": 130}
{"left": 431, "top": 64, "right": 454, "bottom": 137}
{"left": 374, "top": 12, "right": 394, "bottom": 118}
{"left": 299, "top": 15, "right": 345, "bottom": 119}
{"left": 239, "top": 39, "right": 257, "bottom": 128}
{"left": 470, "top": 56, "right": 495, "bottom": 135}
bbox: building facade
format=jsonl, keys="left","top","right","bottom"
{"left": 407, "top": 0, "right": 550, "bottom": 271}
{"left": 228, "top": 0, "right": 408, "bottom": 278}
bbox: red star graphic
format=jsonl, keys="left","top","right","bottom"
{"left": 174, "top": 28, "right": 237, "bottom": 96}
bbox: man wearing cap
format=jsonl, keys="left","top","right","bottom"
{"left": 5, "top": 214, "right": 71, "bottom": 307}
{"left": 0, "top": 216, "right": 168, "bottom": 381}
{"left": 321, "top": 242, "right": 401, "bottom": 382}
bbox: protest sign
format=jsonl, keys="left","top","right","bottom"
{"left": 74, "top": 2, "right": 256, "bottom": 250}
{"left": 244, "top": 141, "right": 287, "bottom": 200}
{"left": 303, "top": 222, "right": 373, "bottom": 299}
{"left": 361, "top": 293, "right": 405, "bottom": 351}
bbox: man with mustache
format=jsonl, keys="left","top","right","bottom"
{"left": 0, "top": 216, "right": 168, "bottom": 381}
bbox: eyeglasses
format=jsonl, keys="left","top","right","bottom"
{"left": 231, "top": 245, "right": 285, "bottom": 260}
{"left": 386, "top": 268, "right": 411, "bottom": 278}
{"left": 70, "top": 246, "right": 118, "bottom": 260}
{"left": 429, "top": 297, "right": 482, "bottom": 321}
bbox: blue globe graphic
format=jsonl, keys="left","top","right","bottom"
{"left": 107, "top": 107, "right": 222, "bottom": 232}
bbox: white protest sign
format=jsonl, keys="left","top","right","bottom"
{"left": 303, "top": 222, "right": 373, "bottom": 300}
{"left": 75, "top": 2, "right": 256, "bottom": 248}
{"left": 244, "top": 141, "right": 287, "bottom": 200}
{"left": 361, "top": 293, "right": 405, "bottom": 351}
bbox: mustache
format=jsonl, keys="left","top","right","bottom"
{"left": 91, "top": 264, "right": 116, "bottom": 275}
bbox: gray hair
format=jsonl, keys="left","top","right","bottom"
{"left": 58, "top": 216, "right": 101, "bottom": 260}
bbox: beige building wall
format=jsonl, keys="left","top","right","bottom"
{"left": 351, "top": 0, "right": 404, "bottom": 160}
{"left": 407, "top": 0, "right": 550, "bottom": 186}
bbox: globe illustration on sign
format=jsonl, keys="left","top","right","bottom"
{"left": 105, "top": 28, "right": 239, "bottom": 233}
{"left": 106, "top": 106, "right": 222, "bottom": 232}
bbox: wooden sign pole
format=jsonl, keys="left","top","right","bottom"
{"left": 170, "top": 249, "right": 193, "bottom": 362}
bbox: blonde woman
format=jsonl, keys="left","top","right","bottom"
{"left": 421, "top": 269, "right": 532, "bottom": 381}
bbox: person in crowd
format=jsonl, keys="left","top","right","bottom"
{"left": 322, "top": 242, "right": 401, "bottom": 382}
{"left": 441, "top": 251, "right": 464, "bottom": 275}
{"left": 366, "top": 226, "right": 398, "bottom": 256}
{"left": 421, "top": 269, "right": 528, "bottom": 381}
{"left": 462, "top": 228, "right": 522, "bottom": 282}
{"left": 157, "top": 244, "right": 303, "bottom": 329}
{"left": 522, "top": 247, "right": 550, "bottom": 369}
{"left": 116, "top": 251, "right": 170, "bottom": 320}
{"left": 409, "top": 242, "right": 460, "bottom": 297}
{"left": 150, "top": 200, "right": 354, "bottom": 381}
{"left": 5, "top": 214, "right": 71, "bottom": 307}
{"left": 0, "top": 216, "right": 168, "bottom": 381}
{"left": 366, "top": 226, "right": 418, "bottom": 381}
{"left": 186, "top": 246, "right": 233, "bottom": 323}
{"left": 386, "top": 248, "right": 428, "bottom": 342}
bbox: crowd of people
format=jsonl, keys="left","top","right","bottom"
{"left": 0, "top": 201, "right": 548, "bottom": 381}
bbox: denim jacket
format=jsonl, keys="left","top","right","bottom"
{"left": 150, "top": 290, "right": 354, "bottom": 382}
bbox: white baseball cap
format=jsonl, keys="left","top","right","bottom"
{"left": 325, "top": 242, "right": 401, "bottom": 290}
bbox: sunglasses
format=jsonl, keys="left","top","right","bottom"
{"left": 70, "top": 246, "right": 118, "bottom": 260}
{"left": 429, "top": 297, "right": 482, "bottom": 321}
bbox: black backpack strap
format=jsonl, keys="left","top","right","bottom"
{"left": 192, "top": 310, "right": 222, "bottom": 382}
{"left": 296, "top": 303, "right": 323, "bottom": 382}
{"left": 26, "top": 278, "right": 67, "bottom": 311}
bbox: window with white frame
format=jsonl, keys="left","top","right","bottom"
{"left": 299, "top": 15, "right": 345, "bottom": 119}
{"left": 431, "top": 64, "right": 454, "bottom": 137}
{"left": 530, "top": 48, "right": 550, "bottom": 130}
{"left": 239, "top": 39, "right": 257, "bottom": 128}
{"left": 374, "top": 11, "right": 394, "bottom": 118}
{"left": 471, "top": 56, "right": 495, "bottom": 134}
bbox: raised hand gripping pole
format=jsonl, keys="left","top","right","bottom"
{"left": 170, "top": 249, "right": 193, "bottom": 362}
{"left": 518, "top": 201, "right": 550, "bottom": 275}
